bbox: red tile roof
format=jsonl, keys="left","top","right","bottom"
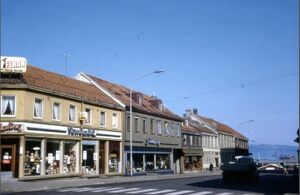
{"left": 0, "top": 65, "right": 122, "bottom": 109}
{"left": 198, "top": 115, "right": 248, "bottom": 140}
{"left": 87, "top": 74, "right": 182, "bottom": 121}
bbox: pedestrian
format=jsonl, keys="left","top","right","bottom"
{"left": 209, "top": 163, "right": 213, "bottom": 173}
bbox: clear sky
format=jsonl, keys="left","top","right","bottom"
{"left": 1, "top": 0, "right": 299, "bottom": 145}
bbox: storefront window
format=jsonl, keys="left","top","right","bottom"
{"left": 184, "top": 156, "right": 202, "bottom": 171}
{"left": 133, "top": 153, "right": 144, "bottom": 172}
{"left": 82, "top": 140, "right": 97, "bottom": 175}
{"left": 24, "top": 139, "right": 42, "bottom": 176}
{"left": 109, "top": 141, "right": 120, "bottom": 173}
{"left": 156, "top": 154, "right": 170, "bottom": 170}
{"left": 63, "top": 141, "right": 77, "bottom": 174}
{"left": 145, "top": 154, "right": 154, "bottom": 171}
{"left": 46, "top": 140, "right": 61, "bottom": 175}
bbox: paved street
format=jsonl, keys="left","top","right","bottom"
{"left": 6, "top": 173, "right": 299, "bottom": 195}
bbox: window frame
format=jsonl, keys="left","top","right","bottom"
{"left": 1, "top": 95, "right": 16, "bottom": 117}
{"left": 112, "top": 112, "right": 118, "bottom": 129}
{"left": 68, "top": 104, "right": 76, "bottom": 123}
{"left": 85, "top": 107, "right": 92, "bottom": 125}
{"left": 100, "top": 111, "right": 106, "bottom": 127}
{"left": 33, "top": 97, "right": 43, "bottom": 119}
{"left": 52, "top": 102, "right": 61, "bottom": 121}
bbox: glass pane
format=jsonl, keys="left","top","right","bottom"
{"left": 156, "top": 154, "right": 170, "bottom": 170}
{"left": 24, "top": 139, "right": 42, "bottom": 176}
{"left": 82, "top": 141, "right": 96, "bottom": 175}
{"left": 46, "top": 140, "right": 60, "bottom": 175}
{"left": 63, "top": 141, "right": 77, "bottom": 174}
{"left": 109, "top": 141, "right": 120, "bottom": 173}
{"left": 145, "top": 154, "right": 154, "bottom": 171}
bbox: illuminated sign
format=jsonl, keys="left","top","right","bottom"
{"left": 1, "top": 56, "right": 27, "bottom": 73}
{"left": 67, "top": 127, "right": 95, "bottom": 137}
{"left": 145, "top": 138, "right": 160, "bottom": 146}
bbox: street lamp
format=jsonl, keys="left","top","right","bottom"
{"left": 129, "top": 70, "right": 164, "bottom": 176}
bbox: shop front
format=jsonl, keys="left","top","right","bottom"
{"left": 0, "top": 122, "right": 123, "bottom": 180}
{"left": 124, "top": 146, "right": 173, "bottom": 175}
{"left": 182, "top": 149, "right": 203, "bottom": 173}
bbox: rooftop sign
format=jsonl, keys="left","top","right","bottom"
{"left": 1, "top": 56, "right": 27, "bottom": 73}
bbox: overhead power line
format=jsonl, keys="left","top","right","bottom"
{"left": 165, "top": 72, "right": 298, "bottom": 103}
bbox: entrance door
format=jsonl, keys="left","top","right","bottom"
{"left": 1, "top": 145, "right": 16, "bottom": 177}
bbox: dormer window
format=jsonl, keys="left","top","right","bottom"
{"left": 132, "top": 92, "right": 143, "bottom": 106}
{"left": 149, "top": 98, "right": 163, "bottom": 111}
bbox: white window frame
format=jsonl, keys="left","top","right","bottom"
{"left": 183, "top": 134, "right": 187, "bottom": 146}
{"left": 164, "top": 122, "right": 169, "bottom": 136}
{"left": 176, "top": 124, "right": 180, "bottom": 137}
{"left": 157, "top": 120, "right": 162, "bottom": 135}
{"left": 33, "top": 98, "right": 43, "bottom": 119}
{"left": 112, "top": 112, "right": 118, "bottom": 129}
{"left": 52, "top": 102, "right": 61, "bottom": 121}
{"left": 150, "top": 119, "right": 154, "bottom": 134}
{"left": 142, "top": 118, "right": 147, "bottom": 134}
{"left": 1, "top": 95, "right": 16, "bottom": 117}
{"left": 85, "top": 108, "right": 92, "bottom": 125}
{"left": 100, "top": 111, "right": 106, "bottom": 127}
{"left": 134, "top": 117, "right": 139, "bottom": 132}
{"left": 68, "top": 104, "right": 76, "bottom": 123}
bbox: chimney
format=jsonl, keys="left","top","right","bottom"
{"left": 149, "top": 98, "right": 163, "bottom": 111}
{"left": 185, "top": 120, "right": 189, "bottom": 127}
{"left": 185, "top": 109, "right": 192, "bottom": 117}
{"left": 193, "top": 108, "right": 198, "bottom": 115}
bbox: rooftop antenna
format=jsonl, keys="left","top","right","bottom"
{"left": 59, "top": 52, "right": 71, "bottom": 76}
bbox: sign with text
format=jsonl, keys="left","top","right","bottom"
{"left": 1, "top": 56, "right": 27, "bottom": 73}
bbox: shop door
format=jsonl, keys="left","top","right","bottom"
{"left": 1, "top": 145, "right": 16, "bottom": 177}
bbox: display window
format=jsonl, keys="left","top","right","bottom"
{"left": 156, "top": 154, "right": 170, "bottom": 170}
{"left": 46, "top": 140, "right": 61, "bottom": 175}
{"left": 24, "top": 139, "right": 42, "bottom": 176}
{"left": 82, "top": 140, "right": 97, "bottom": 175}
{"left": 63, "top": 141, "right": 78, "bottom": 174}
{"left": 109, "top": 141, "right": 120, "bottom": 173}
{"left": 99, "top": 141, "right": 105, "bottom": 174}
{"left": 126, "top": 153, "right": 144, "bottom": 173}
{"left": 145, "top": 154, "right": 154, "bottom": 171}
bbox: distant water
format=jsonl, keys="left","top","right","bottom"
{"left": 249, "top": 144, "right": 299, "bottom": 161}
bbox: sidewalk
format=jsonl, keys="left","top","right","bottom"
{"left": 0, "top": 171, "right": 220, "bottom": 193}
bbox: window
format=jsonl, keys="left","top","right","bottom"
{"left": 100, "top": 111, "right": 106, "bottom": 126}
{"left": 170, "top": 123, "right": 174, "bottom": 137}
{"left": 176, "top": 124, "right": 180, "bottom": 137}
{"left": 112, "top": 113, "right": 118, "bottom": 128}
{"left": 24, "top": 139, "right": 42, "bottom": 176}
{"left": 1, "top": 95, "right": 15, "bottom": 116}
{"left": 126, "top": 116, "right": 130, "bottom": 132}
{"left": 34, "top": 98, "right": 43, "bottom": 118}
{"left": 157, "top": 120, "right": 162, "bottom": 135}
{"left": 134, "top": 117, "right": 139, "bottom": 132}
{"left": 52, "top": 102, "right": 60, "bottom": 120}
{"left": 69, "top": 105, "right": 76, "bottom": 122}
{"left": 164, "top": 122, "right": 169, "bottom": 136}
{"left": 85, "top": 108, "right": 91, "bottom": 124}
{"left": 143, "top": 119, "right": 147, "bottom": 133}
{"left": 183, "top": 134, "right": 187, "bottom": 146}
{"left": 190, "top": 135, "right": 193, "bottom": 146}
{"left": 150, "top": 119, "right": 154, "bottom": 134}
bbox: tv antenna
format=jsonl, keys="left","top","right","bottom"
{"left": 59, "top": 52, "right": 71, "bottom": 75}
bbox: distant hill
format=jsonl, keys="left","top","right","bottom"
{"left": 249, "top": 144, "right": 299, "bottom": 161}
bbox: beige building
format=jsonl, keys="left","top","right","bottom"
{"left": 0, "top": 65, "right": 125, "bottom": 180}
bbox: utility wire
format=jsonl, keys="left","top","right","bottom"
{"left": 165, "top": 72, "right": 298, "bottom": 103}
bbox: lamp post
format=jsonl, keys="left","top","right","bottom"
{"left": 129, "top": 70, "right": 164, "bottom": 176}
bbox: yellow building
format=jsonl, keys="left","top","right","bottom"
{"left": 0, "top": 65, "right": 125, "bottom": 180}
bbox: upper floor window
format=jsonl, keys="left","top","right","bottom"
{"left": 100, "top": 111, "right": 106, "bottom": 126}
{"left": 34, "top": 98, "right": 43, "bottom": 118}
{"left": 126, "top": 116, "right": 130, "bottom": 132}
{"left": 164, "top": 122, "right": 169, "bottom": 136}
{"left": 142, "top": 118, "right": 147, "bottom": 133}
{"left": 183, "top": 134, "right": 187, "bottom": 146}
{"left": 69, "top": 105, "right": 76, "bottom": 122}
{"left": 1, "top": 95, "right": 15, "bottom": 117}
{"left": 157, "top": 120, "right": 162, "bottom": 135}
{"left": 85, "top": 108, "right": 91, "bottom": 124}
{"left": 134, "top": 117, "right": 139, "bottom": 132}
{"left": 52, "top": 102, "right": 61, "bottom": 121}
{"left": 170, "top": 123, "right": 174, "bottom": 137}
{"left": 176, "top": 124, "right": 180, "bottom": 137}
{"left": 190, "top": 135, "right": 193, "bottom": 146}
{"left": 150, "top": 119, "right": 154, "bottom": 134}
{"left": 112, "top": 113, "right": 118, "bottom": 128}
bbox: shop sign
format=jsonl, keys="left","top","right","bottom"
{"left": 145, "top": 138, "right": 160, "bottom": 146}
{"left": 0, "top": 122, "right": 22, "bottom": 132}
{"left": 67, "top": 127, "right": 95, "bottom": 137}
{"left": 1, "top": 56, "right": 27, "bottom": 73}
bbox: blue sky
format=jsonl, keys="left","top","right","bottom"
{"left": 1, "top": 0, "right": 298, "bottom": 145}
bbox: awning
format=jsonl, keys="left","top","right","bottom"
{"left": 182, "top": 148, "right": 203, "bottom": 156}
